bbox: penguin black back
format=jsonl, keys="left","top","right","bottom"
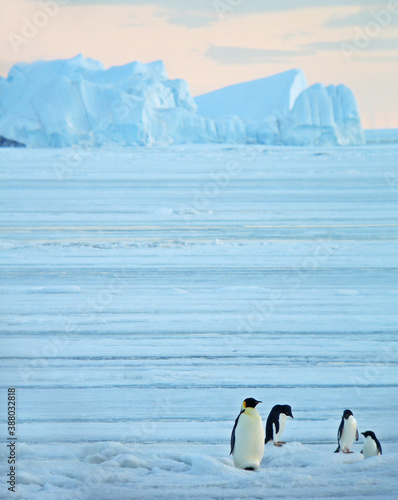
{"left": 265, "top": 404, "right": 293, "bottom": 444}
{"left": 362, "top": 430, "right": 382, "bottom": 455}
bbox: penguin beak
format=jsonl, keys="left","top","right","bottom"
{"left": 255, "top": 400, "right": 262, "bottom": 406}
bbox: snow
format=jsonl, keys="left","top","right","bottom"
{"left": 365, "top": 129, "right": 398, "bottom": 144}
{"left": 0, "top": 56, "right": 364, "bottom": 147}
{"left": 0, "top": 144, "right": 398, "bottom": 499}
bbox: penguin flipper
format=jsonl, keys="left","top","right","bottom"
{"left": 230, "top": 411, "right": 243, "bottom": 454}
{"left": 274, "top": 418, "right": 280, "bottom": 436}
{"left": 334, "top": 418, "right": 344, "bottom": 453}
{"left": 337, "top": 418, "right": 344, "bottom": 441}
{"left": 265, "top": 417, "right": 273, "bottom": 443}
{"left": 355, "top": 429, "right": 359, "bottom": 441}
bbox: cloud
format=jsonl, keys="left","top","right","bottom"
{"left": 325, "top": 8, "right": 398, "bottom": 28}
{"left": 43, "top": 1, "right": 386, "bottom": 29}
{"left": 206, "top": 35, "right": 398, "bottom": 66}
{"left": 65, "top": 0, "right": 381, "bottom": 9}
{"left": 167, "top": 15, "right": 214, "bottom": 28}
{"left": 357, "top": 54, "right": 398, "bottom": 62}
{"left": 205, "top": 44, "right": 314, "bottom": 65}
{"left": 304, "top": 38, "right": 398, "bottom": 51}
{"left": 283, "top": 30, "right": 312, "bottom": 41}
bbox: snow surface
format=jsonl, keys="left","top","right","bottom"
{"left": 365, "top": 129, "right": 398, "bottom": 144}
{"left": 0, "top": 145, "right": 398, "bottom": 499}
{"left": 0, "top": 56, "right": 364, "bottom": 147}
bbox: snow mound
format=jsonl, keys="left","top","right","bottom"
{"left": 0, "top": 56, "right": 364, "bottom": 147}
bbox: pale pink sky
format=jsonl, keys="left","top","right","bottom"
{"left": 1, "top": 0, "right": 398, "bottom": 128}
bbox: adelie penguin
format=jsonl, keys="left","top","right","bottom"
{"left": 230, "top": 398, "right": 265, "bottom": 470}
{"left": 334, "top": 409, "right": 358, "bottom": 453}
{"left": 265, "top": 404, "right": 294, "bottom": 447}
{"left": 361, "top": 431, "right": 382, "bottom": 458}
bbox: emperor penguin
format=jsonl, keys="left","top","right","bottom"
{"left": 334, "top": 409, "right": 358, "bottom": 453}
{"left": 230, "top": 398, "right": 265, "bottom": 470}
{"left": 361, "top": 431, "right": 382, "bottom": 458}
{"left": 265, "top": 404, "right": 294, "bottom": 447}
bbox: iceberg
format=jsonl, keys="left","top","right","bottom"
{"left": 195, "top": 69, "right": 308, "bottom": 122}
{"left": 0, "top": 55, "right": 214, "bottom": 147}
{"left": 0, "top": 55, "right": 364, "bottom": 147}
{"left": 280, "top": 83, "right": 365, "bottom": 146}
{"left": 0, "top": 135, "right": 25, "bottom": 147}
{"left": 196, "top": 71, "right": 364, "bottom": 146}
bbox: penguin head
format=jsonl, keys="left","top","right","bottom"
{"left": 242, "top": 398, "right": 262, "bottom": 410}
{"left": 281, "top": 404, "right": 294, "bottom": 419}
{"left": 361, "top": 430, "right": 377, "bottom": 440}
{"left": 342, "top": 409, "right": 354, "bottom": 419}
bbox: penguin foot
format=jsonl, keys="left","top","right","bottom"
{"left": 342, "top": 450, "right": 353, "bottom": 454}
{"left": 245, "top": 466, "right": 256, "bottom": 471}
{"left": 278, "top": 441, "right": 286, "bottom": 445}
{"left": 274, "top": 442, "right": 283, "bottom": 447}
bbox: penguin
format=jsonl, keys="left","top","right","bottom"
{"left": 334, "top": 409, "right": 359, "bottom": 453}
{"left": 265, "top": 404, "right": 294, "bottom": 447}
{"left": 361, "top": 431, "right": 382, "bottom": 458}
{"left": 230, "top": 398, "right": 265, "bottom": 470}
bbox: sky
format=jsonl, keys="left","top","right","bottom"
{"left": 1, "top": 0, "right": 397, "bottom": 129}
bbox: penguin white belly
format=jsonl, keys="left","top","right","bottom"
{"left": 340, "top": 416, "right": 357, "bottom": 451}
{"left": 274, "top": 413, "right": 287, "bottom": 442}
{"left": 362, "top": 437, "right": 380, "bottom": 458}
{"left": 233, "top": 410, "right": 265, "bottom": 470}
